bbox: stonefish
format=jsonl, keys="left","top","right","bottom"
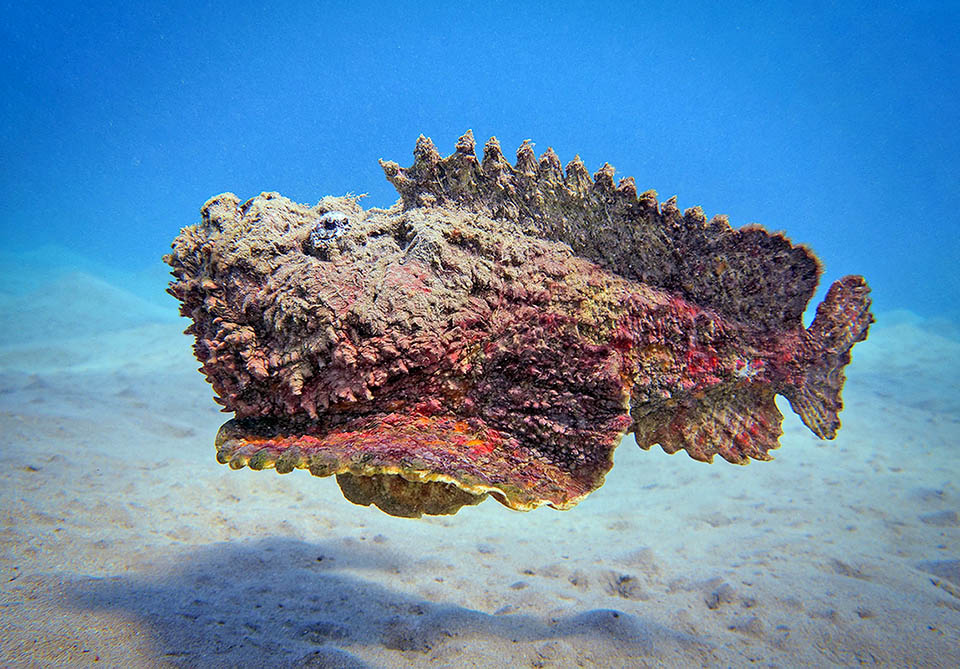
{"left": 165, "top": 132, "right": 873, "bottom": 517}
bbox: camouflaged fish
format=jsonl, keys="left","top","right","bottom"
{"left": 164, "top": 131, "right": 873, "bottom": 517}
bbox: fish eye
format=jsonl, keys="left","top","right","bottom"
{"left": 306, "top": 211, "right": 352, "bottom": 257}
{"left": 318, "top": 211, "right": 349, "bottom": 229}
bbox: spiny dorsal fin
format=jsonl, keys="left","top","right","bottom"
{"left": 380, "top": 131, "right": 822, "bottom": 331}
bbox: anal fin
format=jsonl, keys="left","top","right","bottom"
{"left": 635, "top": 386, "right": 784, "bottom": 464}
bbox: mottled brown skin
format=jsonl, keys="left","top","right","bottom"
{"left": 165, "top": 131, "right": 873, "bottom": 517}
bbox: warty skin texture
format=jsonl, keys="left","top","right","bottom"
{"left": 165, "top": 132, "right": 872, "bottom": 517}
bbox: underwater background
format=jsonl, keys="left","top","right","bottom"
{"left": 1, "top": 1, "right": 958, "bottom": 667}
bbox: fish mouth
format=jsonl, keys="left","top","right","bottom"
{"left": 214, "top": 410, "right": 610, "bottom": 518}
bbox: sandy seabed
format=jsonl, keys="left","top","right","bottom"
{"left": 1, "top": 266, "right": 958, "bottom": 668}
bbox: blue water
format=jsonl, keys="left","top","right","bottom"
{"left": 2, "top": 3, "right": 959, "bottom": 667}
{"left": 2, "top": 1, "right": 957, "bottom": 317}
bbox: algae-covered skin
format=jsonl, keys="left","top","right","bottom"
{"left": 164, "top": 131, "right": 873, "bottom": 518}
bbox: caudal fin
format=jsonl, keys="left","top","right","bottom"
{"left": 784, "top": 275, "right": 873, "bottom": 439}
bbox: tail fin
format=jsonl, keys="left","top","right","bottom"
{"left": 784, "top": 276, "right": 873, "bottom": 439}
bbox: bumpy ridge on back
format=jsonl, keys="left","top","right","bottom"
{"left": 380, "top": 130, "right": 822, "bottom": 332}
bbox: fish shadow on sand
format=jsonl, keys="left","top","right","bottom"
{"left": 62, "top": 537, "right": 708, "bottom": 667}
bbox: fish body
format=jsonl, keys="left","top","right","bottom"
{"left": 165, "top": 132, "right": 872, "bottom": 517}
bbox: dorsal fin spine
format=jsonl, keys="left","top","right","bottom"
{"left": 537, "top": 148, "right": 563, "bottom": 184}
{"left": 515, "top": 140, "right": 538, "bottom": 177}
{"left": 593, "top": 163, "right": 616, "bottom": 193}
{"left": 564, "top": 155, "right": 591, "bottom": 195}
